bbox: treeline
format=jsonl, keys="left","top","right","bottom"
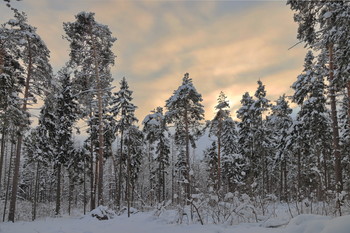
{"left": 1, "top": 0, "right": 350, "bottom": 223}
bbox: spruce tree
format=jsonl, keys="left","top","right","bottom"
{"left": 143, "top": 107, "right": 170, "bottom": 202}
{"left": 110, "top": 77, "right": 138, "bottom": 213}
{"left": 209, "top": 91, "right": 230, "bottom": 191}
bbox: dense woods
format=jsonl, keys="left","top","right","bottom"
{"left": 1, "top": 0, "right": 350, "bottom": 224}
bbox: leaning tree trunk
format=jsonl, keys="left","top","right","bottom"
{"left": 8, "top": 36, "right": 33, "bottom": 222}
{"left": 328, "top": 44, "right": 343, "bottom": 215}
{"left": 3, "top": 140, "right": 14, "bottom": 222}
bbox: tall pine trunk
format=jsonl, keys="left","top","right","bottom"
{"left": 89, "top": 22, "right": 104, "bottom": 206}
{"left": 89, "top": 123, "right": 95, "bottom": 210}
{"left": 8, "top": 36, "right": 33, "bottom": 222}
{"left": 2, "top": 140, "right": 14, "bottom": 222}
{"left": 328, "top": 44, "right": 343, "bottom": 215}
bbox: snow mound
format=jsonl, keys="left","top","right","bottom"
{"left": 320, "top": 215, "right": 350, "bottom": 233}
{"left": 284, "top": 214, "right": 350, "bottom": 233}
{"left": 89, "top": 205, "right": 116, "bottom": 220}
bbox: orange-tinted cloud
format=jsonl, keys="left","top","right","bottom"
{"left": 1, "top": 0, "right": 306, "bottom": 124}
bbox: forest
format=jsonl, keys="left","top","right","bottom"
{"left": 1, "top": 0, "right": 350, "bottom": 227}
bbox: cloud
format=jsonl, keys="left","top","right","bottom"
{"left": 0, "top": 0, "right": 306, "bottom": 124}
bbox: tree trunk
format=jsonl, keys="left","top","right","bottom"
{"left": 297, "top": 150, "right": 301, "bottom": 202}
{"left": 184, "top": 106, "right": 190, "bottom": 201}
{"left": 3, "top": 140, "right": 14, "bottom": 222}
{"left": 217, "top": 125, "right": 221, "bottom": 191}
{"left": 55, "top": 164, "right": 61, "bottom": 216}
{"left": 94, "top": 158, "right": 98, "bottom": 206}
{"left": 83, "top": 155, "right": 86, "bottom": 215}
{"left": 32, "top": 161, "right": 40, "bottom": 221}
{"left": 283, "top": 160, "right": 288, "bottom": 201}
{"left": 347, "top": 81, "right": 350, "bottom": 121}
{"left": 88, "top": 22, "right": 104, "bottom": 206}
{"left": 127, "top": 141, "right": 131, "bottom": 218}
{"left": 89, "top": 123, "right": 95, "bottom": 211}
{"left": 328, "top": 45, "right": 343, "bottom": 194}
{"left": 0, "top": 127, "right": 7, "bottom": 193}
{"left": 117, "top": 130, "right": 124, "bottom": 208}
{"left": 8, "top": 36, "right": 32, "bottom": 222}
{"left": 68, "top": 174, "right": 73, "bottom": 215}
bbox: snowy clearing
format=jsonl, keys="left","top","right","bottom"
{"left": 1, "top": 211, "right": 350, "bottom": 233}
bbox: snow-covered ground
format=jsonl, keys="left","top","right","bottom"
{"left": 1, "top": 210, "right": 350, "bottom": 233}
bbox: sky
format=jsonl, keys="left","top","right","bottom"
{"left": 1, "top": 0, "right": 307, "bottom": 122}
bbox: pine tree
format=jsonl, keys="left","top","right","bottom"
{"left": 165, "top": 73, "right": 204, "bottom": 200}
{"left": 3, "top": 11, "right": 52, "bottom": 222}
{"left": 64, "top": 12, "right": 116, "bottom": 206}
{"left": 288, "top": 2, "right": 350, "bottom": 209}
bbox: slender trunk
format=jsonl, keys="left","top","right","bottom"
{"left": 347, "top": 81, "right": 350, "bottom": 120}
{"left": 0, "top": 46, "right": 5, "bottom": 74}
{"left": 280, "top": 160, "right": 283, "bottom": 201}
{"left": 117, "top": 130, "right": 124, "bottom": 208}
{"left": 68, "top": 174, "right": 73, "bottom": 215}
{"left": 217, "top": 124, "right": 221, "bottom": 191}
{"left": 184, "top": 106, "right": 190, "bottom": 200}
{"left": 148, "top": 143, "right": 153, "bottom": 205}
{"left": 171, "top": 139, "right": 175, "bottom": 205}
{"left": 328, "top": 45, "right": 343, "bottom": 193}
{"left": 126, "top": 145, "right": 131, "bottom": 217}
{"left": 90, "top": 120, "right": 95, "bottom": 210}
{"left": 111, "top": 150, "right": 119, "bottom": 207}
{"left": 158, "top": 162, "right": 161, "bottom": 202}
{"left": 32, "top": 161, "right": 40, "bottom": 221}
{"left": 94, "top": 158, "right": 98, "bottom": 206}
{"left": 3, "top": 140, "right": 14, "bottom": 222}
{"left": 162, "top": 162, "right": 165, "bottom": 202}
{"left": 55, "top": 164, "right": 61, "bottom": 216}
{"left": 83, "top": 156, "right": 86, "bottom": 215}
{"left": 126, "top": 135, "right": 131, "bottom": 217}
{"left": 283, "top": 160, "right": 288, "bottom": 201}
{"left": 8, "top": 36, "right": 32, "bottom": 222}
{"left": 0, "top": 128, "right": 7, "bottom": 193}
{"left": 297, "top": 149, "right": 301, "bottom": 202}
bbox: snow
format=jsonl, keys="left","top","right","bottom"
{"left": 1, "top": 211, "right": 350, "bottom": 233}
